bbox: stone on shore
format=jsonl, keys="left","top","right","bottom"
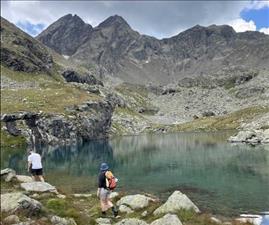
{"left": 3, "top": 214, "right": 20, "bottom": 224}
{"left": 16, "top": 175, "right": 33, "bottom": 183}
{"left": 150, "top": 214, "right": 182, "bottom": 225}
{"left": 1, "top": 192, "right": 42, "bottom": 215}
{"left": 153, "top": 191, "right": 200, "bottom": 215}
{"left": 73, "top": 193, "right": 92, "bottom": 198}
{"left": 115, "top": 218, "right": 148, "bottom": 225}
{"left": 20, "top": 182, "right": 57, "bottom": 193}
{"left": 109, "top": 191, "right": 119, "bottom": 199}
{"left": 119, "top": 204, "right": 134, "bottom": 214}
{"left": 50, "top": 215, "right": 77, "bottom": 225}
{"left": 1, "top": 168, "right": 16, "bottom": 182}
{"left": 96, "top": 218, "right": 111, "bottom": 225}
{"left": 117, "top": 194, "right": 154, "bottom": 210}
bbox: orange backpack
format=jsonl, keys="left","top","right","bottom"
{"left": 105, "top": 171, "right": 117, "bottom": 190}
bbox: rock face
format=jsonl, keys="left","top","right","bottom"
{"left": 153, "top": 191, "right": 200, "bottom": 215}
{"left": 228, "top": 113, "right": 269, "bottom": 144}
{"left": 37, "top": 14, "right": 92, "bottom": 56}
{"left": 1, "top": 168, "right": 16, "bottom": 182}
{"left": 1, "top": 17, "right": 53, "bottom": 73}
{"left": 115, "top": 218, "right": 148, "bottom": 225}
{"left": 150, "top": 214, "right": 182, "bottom": 225}
{"left": 117, "top": 194, "right": 154, "bottom": 210}
{"left": 1, "top": 192, "right": 42, "bottom": 215}
{"left": 62, "top": 70, "right": 103, "bottom": 86}
{"left": 50, "top": 215, "right": 77, "bottom": 225}
{"left": 20, "top": 182, "right": 57, "bottom": 193}
{"left": 38, "top": 14, "right": 269, "bottom": 85}
{"left": 1, "top": 99, "right": 114, "bottom": 146}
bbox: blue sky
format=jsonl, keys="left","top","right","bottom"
{"left": 1, "top": 1, "right": 269, "bottom": 38}
{"left": 16, "top": 21, "right": 46, "bottom": 36}
{"left": 241, "top": 6, "right": 269, "bottom": 30}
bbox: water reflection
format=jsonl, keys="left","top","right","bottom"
{"left": 1, "top": 131, "right": 269, "bottom": 216}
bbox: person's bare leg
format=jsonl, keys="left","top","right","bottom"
{"left": 38, "top": 175, "right": 45, "bottom": 182}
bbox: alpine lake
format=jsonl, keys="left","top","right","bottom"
{"left": 2, "top": 131, "right": 269, "bottom": 217}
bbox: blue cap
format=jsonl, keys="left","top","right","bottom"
{"left": 100, "top": 163, "right": 109, "bottom": 171}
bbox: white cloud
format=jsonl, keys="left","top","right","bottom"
{"left": 260, "top": 27, "right": 269, "bottom": 35}
{"left": 0, "top": 1, "right": 252, "bottom": 38}
{"left": 245, "top": 0, "right": 269, "bottom": 10}
{"left": 228, "top": 18, "right": 256, "bottom": 32}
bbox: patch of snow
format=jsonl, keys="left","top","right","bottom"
{"left": 62, "top": 55, "right": 70, "bottom": 59}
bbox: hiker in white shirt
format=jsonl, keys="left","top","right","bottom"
{"left": 28, "top": 150, "right": 44, "bottom": 182}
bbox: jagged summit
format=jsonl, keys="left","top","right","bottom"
{"left": 97, "top": 14, "right": 131, "bottom": 29}
{"left": 36, "top": 14, "right": 269, "bottom": 84}
{"left": 37, "top": 14, "right": 93, "bottom": 55}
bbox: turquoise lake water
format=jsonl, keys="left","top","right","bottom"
{"left": 2, "top": 131, "right": 269, "bottom": 216}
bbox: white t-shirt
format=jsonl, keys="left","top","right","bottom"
{"left": 28, "top": 152, "right": 42, "bottom": 169}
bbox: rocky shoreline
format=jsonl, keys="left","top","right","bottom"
{"left": 1, "top": 168, "right": 266, "bottom": 225}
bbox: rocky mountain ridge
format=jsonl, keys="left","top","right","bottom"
{"left": 37, "top": 14, "right": 269, "bottom": 84}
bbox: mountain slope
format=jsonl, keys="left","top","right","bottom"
{"left": 1, "top": 17, "right": 53, "bottom": 72}
{"left": 37, "top": 14, "right": 93, "bottom": 56}
{"left": 37, "top": 14, "right": 269, "bottom": 85}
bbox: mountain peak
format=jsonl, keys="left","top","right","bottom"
{"left": 98, "top": 15, "right": 130, "bottom": 29}
{"left": 37, "top": 14, "right": 92, "bottom": 55}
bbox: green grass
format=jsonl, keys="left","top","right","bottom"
{"left": 170, "top": 106, "right": 269, "bottom": 132}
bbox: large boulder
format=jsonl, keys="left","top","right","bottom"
{"left": 153, "top": 191, "right": 200, "bottom": 215}
{"left": 117, "top": 194, "right": 154, "bottom": 210}
{"left": 1, "top": 192, "right": 42, "bottom": 215}
{"left": 50, "top": 215, "right": 77, "bottom": 225}
{"left": 20, "top": 182, "right": 57, "bottom": 193}
{"left": 115, "top": 218, "right": 148, "bottom": 225}
{"left": 16, "top": 175, "right": 33, "bottom": 183}
{"left": 150, "top": 214, "right": 182, "bottom": 225}
{"left": 1, "top": 168, "right": 16, "bottom": 182}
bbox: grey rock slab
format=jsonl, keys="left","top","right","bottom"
{"left": 20, "top": 182, "right": 57, "bottom": 193}
{"left": 116, "top": 194, "right": 154, "bottom": 210}
{"left": 16, "top": 175, "right": 33, "bottom": 183}
{"left": 153, "top": 191, "right": 200, "bottom": 215}
{"left": 1, "top": 192, "right": 42, "bottom": 214}
{"left": 115, "top": 218, "right": 148, "bottom": 225}
{"left": 50, "top": 215, "right": 77, "bottom": 225}
{"left": 150, "top": 214, "right": 183, "bottom": 225}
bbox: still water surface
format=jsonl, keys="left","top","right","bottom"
{"left": 2, "top": 131, "right": 269, "bottom": 216}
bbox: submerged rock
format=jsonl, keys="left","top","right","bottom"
{"left": 1, "top": 192, "right": 42, "bottom": 215}
{"left": 153, "top": 191, "right": 200, "bottom": 215}
{"left": 20, "top": 182, "right": 57, "bottom": 193}
{"left": 150, "top": 214, "right": 182, "bottom": 225}
{"left": 1, "top": 168, "right": 16, "bottom": 182}
{"left": 117, "top": 194, "right": 154, "bottom": 210}
{"left": 115, "top": 218, "right": 148, "bottom": 225}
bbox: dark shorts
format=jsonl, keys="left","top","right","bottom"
{"left": 31, "top": 168, "right": 43, "bottom": 176}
